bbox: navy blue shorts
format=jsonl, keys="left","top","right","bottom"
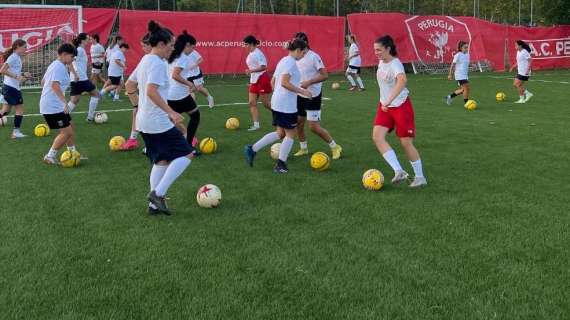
{"left": 187, "top": 71, "right": 203, "bottom": 82}
{"left": 348, "top": 65, "right": 361, "bottom": 74}
{"left": 272, "top": 110, "right": 298, "bottom": 129}
{"left": 109, "top": 76, "right": 122, "bottom": 86}
{"left": 2, "top": 85, "right": 23, "bottom": 105}
{"left": 457, "top": 79, "right": 469, "bottom": 86}
{"left": 141, "top": 127, "right": 193, "bottom": 164}
{"left": 168, "top": 95, "right": 198, "bottom": 114}
{"left": 43, "top": 112, "right": 72, "bottom": 129}
{"left": 516, "top": 74, "right": 529, "bottom": 81}
{"left": 297, "top": 93, "right": 322, "bottom": 117}
{"left": 70, "top": 80, "right": 96, "bottom": 96}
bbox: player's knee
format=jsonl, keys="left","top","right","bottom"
{"left": 399, "top": 138, "right": 414, "bottom": 148}
{"left": 309, "top": 121, "right": 321, "bottom": 132}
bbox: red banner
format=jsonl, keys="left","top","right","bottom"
{"left": 119, "top": 10, "right": 345, "bottom": 75}
{"left": 507, "top": 25, "right": 570, "bottom": 70}
{"left": 83, "top": 8, "right": 117, "bottom": 46}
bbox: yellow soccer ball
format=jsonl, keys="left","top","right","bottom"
{"left": 225, "top": 117, "right": 240, "bottom": 130}
{"left": 200, "top": 137, "right": 217, "bottom": 154}
{"left": 464, "top": 99, "right": 477, "bottom": 111}
{"left": 331, "top": 82, "right": 340, "bottom": 90}
{"left": 109, "top": 136, "right": 126, "bottom": 151}
{"left": 270, "top": 143, "right": 281, "bottom": 160}
{"left": 60, "top": 150, "right": 81, "bottom": 168}
{"left": 496, "top": 92, "right": 506, "bottom": 102}
{"left": 34, "top": 124, "right": 50, "bottom": 137}
{"left": 310, "top": 152, "right": 330, "bottom": 171}
{"left": 362, "top": 169, "right": 384, "bottom": 191}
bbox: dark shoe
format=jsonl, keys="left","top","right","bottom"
{"left": 148, "top": 206, "right": 160, "bottom": 215}
{"left": 147, "top": 190, "right": 171, "bottom": 215}
{"left": 273, "top": 160, "right": 289, "bottom": 173}
{"left": 244, "top": 145, "right": 256, "bottom": 167}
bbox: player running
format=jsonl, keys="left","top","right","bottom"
{"left": 372, "top": 35, "right": 426, "bottom": 188}
{"left": 68, "top": 33, "right": 100, "bottom": 122}
{"left": 445, "top": 41, "right": 470, "bottom": 105}
{"left": 346, "top": 34, "right": 365, "bottom": 91}
{"left": 89, "top": 34, "right": 106, "bottom": 88}
{"left": 510, "top": 40, "right": 533, "bottom": 103}
{"left": 243, "top": 35, "right": 272, "bottom": 131}
{"left": 0, "top": 39, "right": 30, "bottom": 138}
{"left": 186, "top": 44, "right": 214, "bottom": 108}
{"left": 100, "top": 43, "right": 129, "bottom": 101}
{"left": 244, "top": 38, "right": 311, "bottom": 173}
{"left": 292, "top": 32, "right": 342, "bottom": 160}
{"left": 103, "top": 35, "right": 124, "bottom": 100}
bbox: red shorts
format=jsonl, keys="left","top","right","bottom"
{"left": 373, "top": 98, "right": 416, "bottom": 137}
{"left": 249, "top": 72, "right": 273, "bottom": 94}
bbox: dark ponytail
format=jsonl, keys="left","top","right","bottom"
{"left": 2, "top": 39, "right": 26, "bottom": 61}
{"left": 168, "top": 30, "right": 196, "bottom": 64}
{"left": 147, "top": 20, "right": 173, "bottom": 47}
{"left": 72, "top": 33, "right": 88, "bottom": 47}
{"left": 286, "top": 38, "right": 307, "bottom": 51}
{"left": 375, "top": 35, "right": 398, "bottom": 57}
{"left": 516, "top": 40, "right": 531, "bottom": 53}
{"left": 294, "top": 32, "right": 310, "bottom": 48}
{"left": 243, "top": 35, "right": 260, "bottom": 46}
{"left": 457, "top": 40, "right": 467, "bottom": 51}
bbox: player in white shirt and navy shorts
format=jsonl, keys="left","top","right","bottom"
{"left": 243, "top": 35, "right": 273, "bottom": 131}
{"left": 0, "top": 39, "right": 30, "bottom": 138}
{"left": 186, "top": 45, "right": 215, "bottom": 108}
{"left": 68, "top": 33, "right": 100, "bottom": 122}
{"left": 89, "top": 34, "right": 106, "bottom": 87}
{"left": 244, "top": 38, "right": 312, "bottom": 173}
{"left": 510, "top": 40, "right": 534, "bottom": 103}
{"left": 345, "top": 34, "right": 365, "bottom": 91}
{"left": 101, "top": 43, "right": 129, "bottom": 101}
{"left": 446, "top": 41, "right": 471, "bottom": 105}
{"left": 126, "top": 21, "right": 192, "bottom": 215}
{"left": 372, "top": 35, "right": 427, "bottom": 188}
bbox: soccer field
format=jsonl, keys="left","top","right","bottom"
{"left": 1, "top": 70, "right": 569, "bottom": 319}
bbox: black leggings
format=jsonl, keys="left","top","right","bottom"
{"left": 187, "top": 109, "right": 200, "bottom": 146}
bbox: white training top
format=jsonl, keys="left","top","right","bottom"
{"left": 108, "top": 50, "right": 125, "bottom": 77}
{"left": 376, "top": 57, "right": 409, "bottom": 108}
{"left": 271, "top": 55, "right": 301, "bottom": 114}
{"left": 296, "top": 49, "right": 326, "bottom": 97}
{"left": 71, "top": 47, "right": 89, "bottom": 81}
{"left": 453, "top": 52, "right": 470, "bottom": 81}
{"left": 186, "top": 50, "right": 202, "bottom": 77}
{"left": 134, "top": 54, "right": 173, "bottom": 134}
{"left": 106, "top": 44, "right": 118, "bottom": 63}
{"left": 168, "top": 54, "right": 193, "bottom": 101}
{"left": 348, "top": 43, "right": 361, "bottom": 67}
{"left": 90, "top": 43, "right": 105, "bottom": 64}
{"left": 517, "top": 49, "right": 532, "bottom": 75}
{"left": 246, "top": 48, "right": 267, "bottom": 83}
{"left": 4, "top": 53, "right": 22, "bottom": 90}
{"left": 40, "top": 60, "right": 70, "bottom": 114}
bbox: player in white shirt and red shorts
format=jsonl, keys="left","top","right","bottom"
{"left": 446, "top": 41, "right": 471, "bottom": 105}
{"left": 243, "top": 35, "right": 272, "bottom": 131}
{"left": 372, "top": 35, "right": 427, "bottom": 188}
{"left": 509, "top": 40, "right": 534, "bottom": 103}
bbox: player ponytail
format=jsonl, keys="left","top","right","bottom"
{"left": 243, "top": 35, "right": 260, "bottom": 46}
{"left": 294, "top": 32, "right": 310, "bottom": 48}
{"left": 91, "top": 34, "right": 100, "bottom": 43}
{"left": 168, "top": 30, "right": 196, "bottom": 63}
{"left": 72, "top": 33, "right": 88, "bottom": 48}
{"left": 516, "top": 40, "right": 531, "bottom": 53}
{"left": 2, "top": 39, "right": 26, "bottom": 61}
{"left": 285, "top": 38, "right": 307, "bottom": 51}
{"left": 147, "top": 20, "right": 173, "bottom": 47}
{"left": 375, "top": 35, "right": 397, "bottom": 57}
{"left": 457, "top": 40, "right": 467, "bottom": 51}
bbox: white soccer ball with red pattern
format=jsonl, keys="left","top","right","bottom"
{"left": 196, "top": 184, "right": 222, "bottom": 208}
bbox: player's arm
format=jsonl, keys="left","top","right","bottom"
{"left": 301, "top": 67, "right": 328, "bottom": 89}
{"left": 115, "top": 58, "right": 125, "bottom": 69}
{"left": 509, "top": 60, "right": 517, "bottom": 72}
{"left": 385, "top": 73, "right": 407, "bottom": 108}
{"left": 0, "top": 62, "right": 24, "bottom": 81}
{"left": 51, "top": 81, "right": 67, "bottom": 112}
{"left": 248, "top": 64, "right": 267, "bottom": 74}
{"left": 171, "top": 67, "right": 196, "bottom": 90}
{"left": 147, "top": 83, "right": 182, "bottom": 124}
{"left": 526, "top": 57, "right": 532, "bottom": 75}
{"left": 281, "top": 73, "right": 311, "bottom": 98}
{"left": 447, "top": 63, "right": 455, "bottom": 80}
{"left": 125, "top": 80, "right": 139, "bottom": 107}
{"left": 68, "top": 63, "right": 79, "bottom": 81}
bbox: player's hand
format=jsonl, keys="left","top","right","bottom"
{"left": 447, "top": 75, "right": 452, "bottom": 81}
{"left": 300, "top": 89, "right": 312, "bottom": 99}
{"left": 16, "top": 75, "right": 25, "bottom": 82}
{"left": 381, "top": 106, "right": 389, "bottom": 112}
{"left": 245, "top": 69, "right": 251, "bottom": 75}
{"left": 63, "top": 104, "right": 69, "bottom": 114}
{"left": 300, "top": 80, "right": 311, "bottom": 89}
{"left": 168, "top": 111, "right": 184, "bottom": 124}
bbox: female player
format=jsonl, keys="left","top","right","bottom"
{"left": 445, "top": 41, "right": 470, "bottom": 105}
{"left": 68, "top": 33, "right": 100, "bottom": 122}
{"left": 292, "top": 32, "right": 342, "bottom": 160}
{"left": 0, "top": 39, "right": 30, "bottom": 138}
{"left": 510, "top": 40, "right": 533, "bottom": 103}
{"left": 126, "top": 20, "right": 192, "bottom": 215}
{"left": 346, "top": 35, "right": 365, "bottom": 91}
{"left": 103, "top": 35, "right": 124, "bottom": 100}
{"left": 100, "top": 43, "right": 129, "bottom": 101}
{"left": 40, "top": 43, "right": 78, "bottom": 164}
{"left": 186, "top": 44, "right": 214, "bottom": 108}
{"left": 167, "top": 31, "right": 200, "bottom": 149}
{"left": 243, "top": 35, "right": 272, "bottom": 131}
{"left": 372, "top": 35, "right": 426, "bottom": 188}
{"left": 244, "top": 38, "right": 311, "bottom": 173}
{"left": 89, "top": 34, "right": 106, "bottom": 88}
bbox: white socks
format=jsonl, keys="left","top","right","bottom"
{"left": 47, "top": 148, "right": 57, "bottom": 157}
{"left": 356, "top": 77, "right": 364, "bottom": 89}
{"left": 252, "top": 132, "right": 279, "bottom": 152}
{"left": 382, "top": 150, "right": 403, "bottom": 173}
{"left": 279, "top": 136, "right": 294, "bottom": 162}
{"left": 410, "top": 159, "right": 424, "bottom": 178}
{"left": 114, "top": 92, "right": 119, "bottom": 100}
{"left": 329, "top": 140, "right": 337, "bottom": 148}
{"left": 88, "top": 97, "right": 99, "bottom": 119}
{"left": 149, "top": 165, "right": 168, "bottom": 209}
{"left": 67, "top": 101, "right": 76, "bottom": 113}
{"left": 155, "top": 157, "right": 192, "bottom": 197}
{"left": 67, "top": 145, "right": 76, "bottom": 152}
{"left": 253, "top": 121, "right": 260, "bottom": 129}
{"left": 130, "top": 131, "right": 138, "bottom": 140}
{"left": 299, "top": 141, "right": 308, "bottom": 149}
{"left": 347, "top": 74, "right": 356, "bottom": 86}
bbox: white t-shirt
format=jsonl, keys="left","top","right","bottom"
{"left": 71, "top": 47, "right": 89, "bottom": 81}
{"left": 40, "top": 60, "right": 70, "bottom": 114}
{"left": 106, "top": 44, "right": 118, "bottom": 63}
{"left": 271, "top": 55, "right": 300, "bottom": 114}
{"left": 246, "top": 48, "right": 267, "bottom": 83}
{"left": 134, "top": 54, "right": 173, "bottom": 134}
{"left": 517, "top": 49, "right": 531, "bottom": 75}
{"left": 453, "top": 52, "right": 469, "bottom": 80}
{"left": 186, "top": 50, "right": 202, "bottom": 77}
{"left": 90, "top": 43, "right": 105, "bottom": 64}
{"left": 348, "top": 43, "right": 361, "bottom": 67}
{"left": 168, "top": 54, "right": 193, "bottom": 101}
{"left": 4, "top": 53, "right": 22, "bottom": 90}
{"left": 376, "top": 58, "right": 409, "bottom": 108}
{"left": 108, "top": 50, "right": 125, "bottom": 77}
{"left": 296, "top": 50, "right": 325, "bottom": 97}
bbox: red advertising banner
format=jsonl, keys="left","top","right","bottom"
{"left": 83, "top": 8, "right": 117, "bottom": 46}
{"left": 119, "top": 10, "right": 345, "bottom": 75}
{"left": 507, "top": 25, "right": 570, "bottom": 70}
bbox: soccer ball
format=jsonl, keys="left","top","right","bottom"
{"left": 0, "top": 116, "right": 7, "bottom": 127}
{"left": 196, "top": 184, "right": 222, "bottom": 208}
{"left": 94, "top": 112, "right": 108, "bottom": 124}
{"left": 331, "top": 82, "right": 340, "bottom": 90}
{"left": 310, "top": 152, "right": 330, "bottom": 171}
{"left": 109, "top": 136, "right": 126, "bottom": 151}
{"left": 225, "top": 117, "right": 240, "bottom": 130}
{"left": 34, "top": 124, "right": 50, "bottom": 137}
{"left": 199, "top": 137, "right": 217, "bottom": 154}
{"left": 60, "top": 150, "right": 81, "bottom": 168}
{"left": 464, "top": 99, "right": 477, "bottom": 111}
{"left": 270, "top": 143, "right": 281, "bottom": 160}
{"left": 362, "top": 169, "right": 384, "bottom": 191}
{"left": 496, "top": 92, "right": 507, "bottom": 102}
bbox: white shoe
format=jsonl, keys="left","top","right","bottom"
{"left": 43, "top": 154, "right": 58, "bottom": 165}
{"left": 247, "top": 125, "right": 260, "bottom": 131}
{"left": 523, "top": 92, "right": 533, "bottom": 102}
{"left": 445, "top": 95, "right": 452, "bottom": 105}
{"left": 391, "top": 170, "right": 409, "bottom": 184}
{"left": 207, "top": 96, "right": 215, "bottom": 108}
{"left": 409, "top": 176, "right": 428, "bottom": 188}
{"left": 11, "top": 131, "right": 27, "bottom": 139}
{"left": 514, "top": 98, "right": 525, "bottom": 104}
